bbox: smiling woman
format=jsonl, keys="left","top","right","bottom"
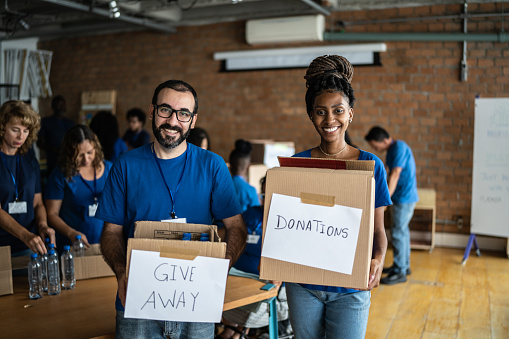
{"left": 286, "top": 55, "right": 392, "bottom": 339}
{"left": 0, "top": 100, "right": 55, "bottom": 255}
{"left": 44, "top": 125, "right": 112, "bottom": 253}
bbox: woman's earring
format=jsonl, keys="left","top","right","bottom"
{"left": 349, "top": 119, "right": 352, "bottom": 123}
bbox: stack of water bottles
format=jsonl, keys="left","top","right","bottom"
{"left": 180, "top": 232, "right": 210, "bottom": 241}
{"left": 27, "top": 235, "right": 83, "bottom": 299}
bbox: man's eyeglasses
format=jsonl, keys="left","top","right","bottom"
{"left": 153, "top": 104, "right": 194, "bottom": 123}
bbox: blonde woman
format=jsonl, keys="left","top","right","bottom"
{"left": 0, "top": 101, "right": 55, "bottom": 255}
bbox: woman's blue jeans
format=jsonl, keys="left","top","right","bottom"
{"left": 286, "top": 283, "right": 370, "bottom": 339}
{"left": 115, "top": 311, "right": 214, "bottom": 339}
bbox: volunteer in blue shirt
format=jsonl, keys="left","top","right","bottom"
{"left": 95, "top": 79, "right": 247, "bottom": 339}
{"left": 45, "top": 125, "right": 112, "bottom": 250}
{"left": 0, "top": 100, "right": 55, "bottom": 255}
{"left": 229, "top": 139, "right": 260, "bottom": 213}
{"left": 365, "top": 126, "right": 419, "bottom": 285}
{"left": 288, "top": 55, "right": 392, "bottom": 339}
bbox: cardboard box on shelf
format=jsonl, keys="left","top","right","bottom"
{"left": 124, "top": 221, "right": 229, "bottom": 323}
{"left": 249, "top": 140, "right": 295, "bottom": 169}
{"left": 248, "top": 163, "right": 268, "bottom": 195}
{"left": 259, "top": 157, "right": 375, "bottom": 290}
{"left": 0, "top": 246, "right": 13, "bottom": 296}
{"left": 74, "top": 243, "right": 114, "bottom": 280}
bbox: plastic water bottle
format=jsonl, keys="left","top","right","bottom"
{"left": 28, "top": 253, "right": 43, "bottom": 299}
{"left": 40, "top": 251, "right": 48, "bottom": 292}
{"left": 45, "top": 237, "right": 51, "bottom": 251}
{"left": 73, "top": 235, "right": 85, "bottom": 257}
{"left": 47, "top": 249, "right": 61, "bottom": 295}
{"left": 61, "top": 245, "right": 75, "bottom": 290}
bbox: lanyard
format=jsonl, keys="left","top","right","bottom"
{"left": 78, "top": 168, "right": 98, "bottom": 203}
{"left": 1, "top": 152, "right": 20, "bottom": 201}
{"left": 151, "top": 143, "right": 189, "bottom": 219}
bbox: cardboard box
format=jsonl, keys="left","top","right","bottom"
{"left": 0, "top": 246, "right": 13, "bottom": 296}
{"left": 126, "top": 221, "right": 226, "bottom": 276}
{"left": 124, "top": 221, "right": 229, "bottom": 323}
{"left": 250, "top": 140, "right": 295, "bottom": 169}
{"left": 74, "top": 243, "right": 115, "bottom": 280}
{"left": 259, "top": 157, "right": 375, "bottom": 290}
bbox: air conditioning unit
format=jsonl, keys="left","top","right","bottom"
{"left": 246, "top": 15, "right": 325, "bottom": 45}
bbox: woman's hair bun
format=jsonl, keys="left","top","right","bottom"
{"left": 304, "top": 55, "right": 354, "bottom": 87}
{"left": 234, "top": 139, "right": 252, "bottom": 154}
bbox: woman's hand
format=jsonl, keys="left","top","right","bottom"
{"left": 366, "top": 257, "right": 384, "bottom": 290}
{"left": 21, "top": 232, "right": 47, "bottom": 255}
{"left": 269, "top": 280, "right": 283, "bottom": 290}
{"left": 38, "top": 224, "right": 56, "bottom": 247}
{"left": 69, "top": 230, "right": 91, "bottom": 249}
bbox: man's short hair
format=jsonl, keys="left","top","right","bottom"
{"left": 365, "top": 126, "right": 390, "bottom": 142}
{"left": 152, "top": 80, "right": 198, "bottom": 115}
{"left": 126, "top": 108, "right": 146, "bottom": 125}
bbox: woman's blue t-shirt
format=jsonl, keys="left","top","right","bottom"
{"left": 45, "top": 161, "right": 112, "bottom": 248}
{"left": 0, "top": 150, "right": 41, "bottom": 253}
{"left": 232, "top": 175, "right": 260, "bottom": 213}
{"left": 292, "top": 148, "right": 392, "bottom": 293}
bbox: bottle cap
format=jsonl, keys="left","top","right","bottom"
{"left": 63, "top": 245, "right": 70, "bottom": 251}
{"left": 31, "top": 253, "right": 38, "bottom": 258}
{"left": 48, "top": 249, "right": 55, "bottom": 255}
{"left": 200, "top": 233, "right": 210, "bottom": 237}
{"left": 49, "top": 243, "right": 55, "bottom": 249}
{"left": 76, "top": 235, "right": 82, "bottom": 240}
{"left": 45, "top": 238, "right": 50, "bottom": 243}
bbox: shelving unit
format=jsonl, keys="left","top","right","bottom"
{"left": 79, "top": 89, "right": 117, "bottom": 125}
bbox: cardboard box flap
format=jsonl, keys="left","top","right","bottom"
{"left": 279, "top": 156, "right": 375, "bottom": 172}
{"left": 0, "top": 246, "right": 11, "bottom": 271}
{"left": 84, "top": 243, "right": 102, "bottom": 256}
{"left": 134, "top": 221, "right": 220, "bottom": 242}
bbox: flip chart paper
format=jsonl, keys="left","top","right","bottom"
{"left": 125, "top": 250, "right": 229, "bottom": 322}
{"left": 261, "top": 193, "right": 363, "bottom": 274}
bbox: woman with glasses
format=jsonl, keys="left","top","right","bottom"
{"left": 286, "top": 55, "right": 391, "bottom": 338}
{"left": 45, "top": 125, "right": 112, "bottom": 251}
{"left": 0, "top": 100, "right": 55, "bottom": 255}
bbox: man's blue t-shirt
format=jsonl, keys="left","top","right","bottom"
{"left": 0, "top": 151, "right": 41, "bottom": 253}
{"left": 234, "top": 205, "right": 264, "bottom": 275}
{"left": 292, "top": 148, "right": 392, "bottom": 293}
{"left": 386, "top": 140, "right": 419, "bottom": 204}
{"left": 232, "top": 175, "right": 260, "bottom": 213}
{"left": 95, "top": 143, "right": 242, "bottom": 311}
{"left": 45, "top": 161, "right": 112, "bottom": 248}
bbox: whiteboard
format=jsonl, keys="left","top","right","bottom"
{"left": 471, "top": 98, "right": 509, "bottom": 237}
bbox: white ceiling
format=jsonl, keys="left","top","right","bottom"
{"left": 0, "top": 0, "right": 501, "bottom": 40}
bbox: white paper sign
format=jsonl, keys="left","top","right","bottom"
{"left": 261, "top": 193, "right": 363, "bottom": 275}
{"left": 125, "top": 250, "right": 229, "bottom": 323}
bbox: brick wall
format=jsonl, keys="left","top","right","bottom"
{"left": 38, "top": 3, "right": 508, "bottom": 235}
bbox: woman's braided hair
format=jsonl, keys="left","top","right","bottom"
{"left": 304, "top": 55, "right": 355, "bottom": 117}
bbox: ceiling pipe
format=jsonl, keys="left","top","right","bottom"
{"left": 324, "top": 31, "right": 509, "bottom": 42}
{"left": 298, "top": 0, "right": 330, "bottom": 16}
{"left": 40, "top": 0, "right": 176, "bottom": 34}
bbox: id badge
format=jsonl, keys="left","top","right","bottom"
{"left": 88, "top": 203, "right": 98, "bottom": 217}
{"left": 161, "top": 218, "right": 187, "bottom": 223}
{"left": 247, "top": 234, "right": 260, "bottom": 244}
{"left": 8, "top": 201, "right": 27, "bottom": 214}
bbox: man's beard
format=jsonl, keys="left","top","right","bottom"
{"left": 152, "top": 119, "right": 191, "bottom": 150}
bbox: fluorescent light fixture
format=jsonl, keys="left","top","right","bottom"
{"left": 213, "top": 43, "right": 387, "bottom": 71}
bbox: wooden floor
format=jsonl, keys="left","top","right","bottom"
{"left": 367, "top": 247, "right": 509, "bottom": 339}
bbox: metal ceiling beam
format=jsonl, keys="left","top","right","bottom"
{"left": 40, "top": 0, "right": 177, "bottom": 34}
{"left": 298, "top": 0, "right": 330, "bottom": 16}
